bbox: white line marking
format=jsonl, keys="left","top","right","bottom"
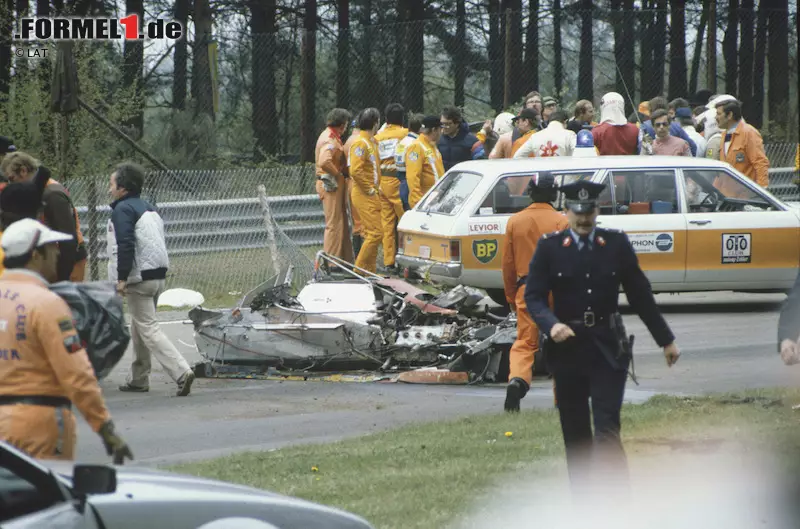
{"left": 178, "top": 339, "right": 195, "bottom": 348}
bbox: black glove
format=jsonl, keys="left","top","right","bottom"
{"left": 99, "top": 420, "right": 134, "bottom": 464}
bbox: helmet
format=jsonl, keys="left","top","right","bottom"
{"left": 576, "top": 130, "right": 594, "bottom": 148}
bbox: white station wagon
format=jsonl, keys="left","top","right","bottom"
{"left": 395, "top": 156, "right": 799, "bottom": 306}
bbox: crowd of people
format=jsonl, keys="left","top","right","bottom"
{"left": 315, "top": 89, "right": 775, "bottom": 274}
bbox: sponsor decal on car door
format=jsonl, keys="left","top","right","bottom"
{"left": 593, "top": 170, "right": 688, "bottom": 286}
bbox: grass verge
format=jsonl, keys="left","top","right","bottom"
{"left": 167, "top": 387, "right": 800, "bottom": 529}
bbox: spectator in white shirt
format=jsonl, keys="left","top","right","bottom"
{"left": 513, "top": 110, "right": 577, "bottom": 158}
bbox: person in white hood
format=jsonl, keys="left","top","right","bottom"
{"left": 591, "top": 92, "right": 641, "bottom": 155}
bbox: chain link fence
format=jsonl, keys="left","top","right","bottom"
{"left": 56, "top": 142, "right": 797, "bottom": 308}
{"left": 66, "top": 166, "right": 321, "bottom": 308}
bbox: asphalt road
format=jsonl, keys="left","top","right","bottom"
{"left": 72, "top": 291, "right": 800, "bottom": 467}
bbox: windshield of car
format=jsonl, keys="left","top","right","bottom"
{"left": 416, "top": 171, "right": 482, "bottom": 216}
{"left": 684, "top": 169, "right": 778, "bottom": 211}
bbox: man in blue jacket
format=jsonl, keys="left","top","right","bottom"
{"left": 107, "top": 162, "right": 195, "bottom": 397}
{"left": 639, "top": 96, "right": 697, "bottom": 156}
{"left": 438, "top": 106, "right": 485, "bottom": 171}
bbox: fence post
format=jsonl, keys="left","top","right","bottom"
{"left": 503, "top": 8, "right": 511, "bottom": 109}
{"left": 707, "top": 0, "right": 717, "bottom": 93}
{"left": 88, "top": 176, "right": 99, "bottom": 281}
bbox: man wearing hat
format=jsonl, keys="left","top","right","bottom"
{"left": 539, "top": 97, "right": 558, "bottom": 130}
{"left": 509, "top": 108, "right": 539, "bottom": 156}
{"left": 0, "top": 218, "right": 133, "bottom": 462}
{"left": 406, "top": 115, "right": 445, "bottom": 209}
{"left": 501, "top": 172, "right": 568, "bottom": 412}
{"left": 523, "top": 180, "right": 680, "bottom": 491}
{"left": 489, "top": 110, "right": 536, "bottom": 159}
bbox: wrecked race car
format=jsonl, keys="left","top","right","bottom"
{"left": 187, "top": 252, "right": 516, "bottom": 383}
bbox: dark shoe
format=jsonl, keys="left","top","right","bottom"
{"left": 177, "top": 371, "right": 195, "bottom": 397}
{"left": 119, "top": 383, "right": 149, "bottom": 393}
{"left": 504, "top": 378, "right": 529, "bottom": 412}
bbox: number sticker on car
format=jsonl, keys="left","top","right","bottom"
{"left": 721, "top": 233, "right": 751, "bottom": 264}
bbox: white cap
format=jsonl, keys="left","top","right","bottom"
{"left": 1, "top": 218, "right": 72, "bottom": 258}
{"left": 493, "top": 112, "right": 515, "bottom": 135}
{"left": 706, "top": 94, "right": 737, "bottom": 110}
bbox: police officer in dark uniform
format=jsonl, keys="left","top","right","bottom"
{"left": 523, "top": 179, "right": 681, "bottom": 490}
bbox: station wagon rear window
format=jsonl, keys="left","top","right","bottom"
{"left": 416, "top": 171, "right": 482, "bottom": 215}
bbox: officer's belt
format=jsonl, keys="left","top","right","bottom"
{"left": 563, "top": 311, "right": 614, "bottom": 328}
{"left": 0, "top": 395, "right": 72, "bottom": 409}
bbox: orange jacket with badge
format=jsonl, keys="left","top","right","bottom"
{"left": 0, "top": 270, "right": 111, "bottom": 432}
{"left": 349, "top": 131, "right": 382, "bottom": 196}
{"left": 718, "top": 119, "right": 770, "bottom": 188}
{"left": 406, "top": 134, "right": 445, "bottom": 209}
{"left": 315, "top": 127, "right": 347, "bottom": 179}
{"left": 374, "top": 125, "right": 409, "bottom": 177}
{"left": 502, "top": 203, "right": 569, "bottom": 306}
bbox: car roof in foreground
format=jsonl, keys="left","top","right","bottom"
{"left": 451, "top": 156, "right": 733, "bottom": 175}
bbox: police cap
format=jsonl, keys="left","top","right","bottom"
{"left": 560, "top": 180, "right": 606, "bottom": 214}
{"left": 525, "top": 172, "right": 556, "bottom": 194}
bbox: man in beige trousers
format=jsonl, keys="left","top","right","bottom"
{"left": 106, "top": 162, "right": 195, "bottom": 396}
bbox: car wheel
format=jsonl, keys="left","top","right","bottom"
{"left": 485, "top": 289, "right": 510, "bottom": 310}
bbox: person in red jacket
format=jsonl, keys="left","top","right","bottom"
{"left": 592, "top": 92, "right": 641, "bottom": 155}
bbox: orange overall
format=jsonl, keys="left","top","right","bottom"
{"left": 502, "top": 204, "right": 569, "bottom": 385}
{"left": 0, "top": 270, "right": 111, "bottom": 460}
{"left": 315, "top": 127, "right": 354, "bottom": 263}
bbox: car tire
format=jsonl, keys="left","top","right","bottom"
{"left": 486, "top": 289, "right": 510, "bottom": 310}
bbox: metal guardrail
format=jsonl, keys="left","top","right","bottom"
{"left": 76, "top": 194, "right": 325, "bottom": 260}
{"left": 78, "top": 167, "right": 798, "bottom": 261}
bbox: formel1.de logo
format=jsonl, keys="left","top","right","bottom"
{"left": 13, "top": 14, "right": 183, "bottom": 41}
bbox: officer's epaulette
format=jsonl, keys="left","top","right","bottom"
{"left": 542, "top": 228, "right": 567, "bottom": 240}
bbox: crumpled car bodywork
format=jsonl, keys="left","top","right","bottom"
{"left": 188, "top": 253, "right": 516, "bottom": 382}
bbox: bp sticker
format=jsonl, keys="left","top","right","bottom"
{"left": 472, "top": 239, "right": 498, "bottom": 264}
{"left": 721, "top": 233, "right": 751, "bottom": 264}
